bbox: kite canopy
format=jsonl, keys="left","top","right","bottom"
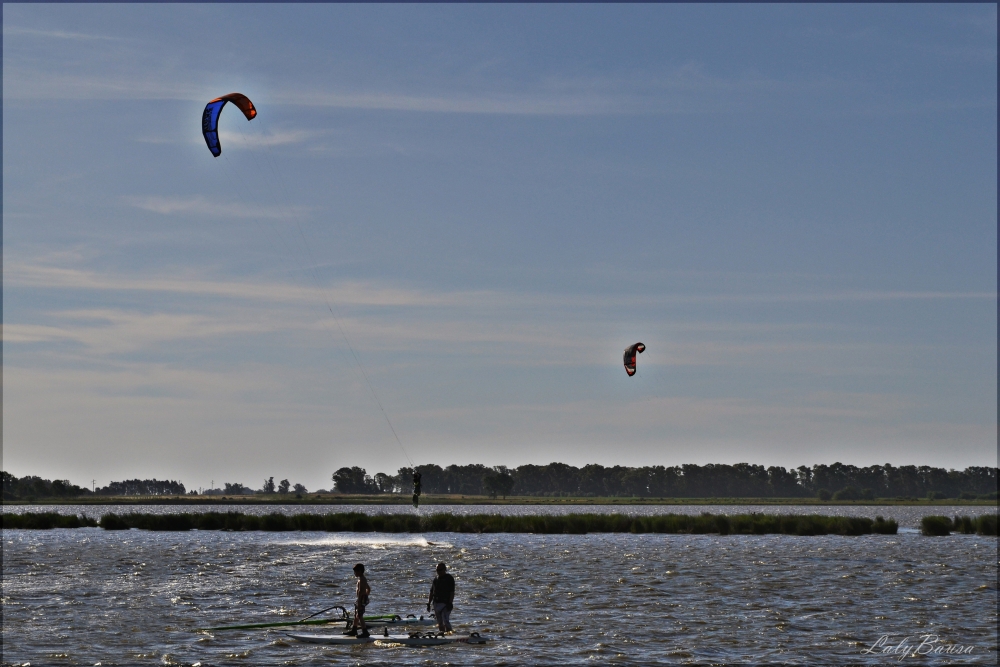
{"left": 202, "top": 93, "right": 257, "bottom": 157}
{"left": 623, "top": 342, "right": 645, "bottom": 377}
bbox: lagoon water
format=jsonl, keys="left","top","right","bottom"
{"left": 2, "top": 523, "right": 997, "bottom": 665}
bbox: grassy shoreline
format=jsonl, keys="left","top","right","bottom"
{"left": 4, "top": 494, "right": 997, "bottom": 506}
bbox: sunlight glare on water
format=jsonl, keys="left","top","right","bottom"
{"left": 275, "top": 534, "right": 452, "bottom": 549}
{"left": 2, "top": 528, "right": 996, "bottom": 665}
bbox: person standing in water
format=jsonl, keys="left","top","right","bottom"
{"left": 345, "top": 563, "right": 371, "bottom": 637}
{"left": 426, "top": 562, "right": 455, "bottom": 632}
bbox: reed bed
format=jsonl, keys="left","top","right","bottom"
{"left": 0, "top": 511, "right": 906, "bottom": 535}
{"left": 921, "top": 514, "right": 998, "bottom": 536}
{"left": 1, "top": 512, "right": 99, "bottom": 529}
{"left": 7, "top": 511, "right": 996, "bottom": 535}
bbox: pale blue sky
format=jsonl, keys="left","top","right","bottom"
{"left": 3, "top": 4, "right": 996, "bottom": 491}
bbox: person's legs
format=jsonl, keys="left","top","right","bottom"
{"left": 351, "top": 603, "right": 368, "bottom": 633}
{"left": 441, "top": 605, "right": 452, "bottom": 632}
{"left": 433, "top": 602, "right": 447, "bottom": 632}
{"left": 356, "top": 604, "right": 368, "bottom": 636}
{"left": 433, "top": 602, "right": 453, "bottom": 632}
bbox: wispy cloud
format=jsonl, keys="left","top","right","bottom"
{"left": 6, "top": 263, "right": 972, "bottom": 376}
{"left": 6, "top": 261, "right": 994, "bottom": 313}
{"left": 8, "top": 53, "right": 980, "bottom": 119}
{"left": 1, "top": 323, "right": 80, "bottom": 345}
{"left": 403, "top": 391, "right": 916, "bottom": 433}
{"left": 122, "top": 195, "right": 309, "bottom": 220}
{"left": 1, "top": 56, "right": 820, "bottom": 116}
{"left": 0, "top": 68, "right": 653, "bottom": 113}
{"left": 3, "top": 263, "right": 470, "bottom": 308}
{"left": 283, "top": 89, "right": 629, "bottom": 116}
{"left": 219, "top": 128, "right": 317, "bottom": 148}
{"left": 2, "top": 69, "right": 205, "bottom": 102}
{"left": 5, "top": 26, "right": 127, "bottom": 41}
{"left": 5, "top": 309, "right": 295, "bottom": 355}
{"left": 279, "top": 64, "right": 793, "bottom": 116}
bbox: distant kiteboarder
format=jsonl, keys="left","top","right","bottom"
{"left": 412, "top": 471, "right": 422, "bottom": 508}
{"left": 623, "top": 342, "right": 645, "bottom": 377}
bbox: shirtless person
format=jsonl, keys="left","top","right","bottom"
{"left": 344, "top": 563, "right": 371, "bottom": 637}
{"left": 426, "top": 562, "right": 455, "bottom": 632}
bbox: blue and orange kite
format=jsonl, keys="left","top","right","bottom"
{"left": 202, "top": 93, "right": 256, "bottom": 157}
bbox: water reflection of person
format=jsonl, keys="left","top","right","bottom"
{"left": 427, "top": 562, "right": 455, "bottom": 632}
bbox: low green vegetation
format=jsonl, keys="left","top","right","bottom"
{"left": 3, "top": 511, "right": 896, "bottom": 535}
{"left": 921, "top": 514, "right": 998, "bottom": 536}
{"left": 8, "top": 511, "right": 997, "bottom": 535}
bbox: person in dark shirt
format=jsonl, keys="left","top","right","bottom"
{"left": 426, "top": 562, "right": 455, "bottom": 632}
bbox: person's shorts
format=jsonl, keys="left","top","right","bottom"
{"left": 433, "top": 602, "right": 453, "bottom": 631}
{"left": 354, "top": 603, "right": 366, "bottom": 618}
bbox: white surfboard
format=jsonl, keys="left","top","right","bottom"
{"left": 286, "top": 631, "right": 488, "bottom": 646}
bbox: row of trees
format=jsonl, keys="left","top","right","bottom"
{"left": 1, "top": 472, "right": 92, "bottom": 500}
{"left": 1, "top": 472, "right": 306, "bottom": 500}
{"left": 199, "top": 479, "right": 309, "bottom": 495}
{"left": 5, "top": 462, "right": 997, "bottom": 500}
{"left": 219, "top": 478, "right": 308, "bottom": 495}
{"left": 1, "top": 472, "right": 186, "bottom": 500}
{"left": 331, "top": 462, "right": 998, "bottom": 499}
{"left": 333, "top": 464, "right": 514, "bottom": 498}
{"left": 97, "top": 479, "right": 186, "bottom": 496}
{"left": 331, "top": 464, "right": 517, "bottom": 498}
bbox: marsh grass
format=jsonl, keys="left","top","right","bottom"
{"left": 921, "top": 516, "right": 953, "bottom": 536}
{"left": 919, "top": 514, "right": 998, "bottom": 536}
{"left": 951, "top": 514, "right": 998, "bottom": 536}
{"left": 65, "top": 511, "right": 903, "bottom": 535}
{"left": 11, "top": 511, "right": 997, "bottom": 536}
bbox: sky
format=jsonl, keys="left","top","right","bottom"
{"left": 2, "top": 4, "right": 996, "bottom": 492}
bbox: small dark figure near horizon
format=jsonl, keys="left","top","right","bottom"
{"left": 344, "top": 563, "right": 370, "bottom": 638}
{"left": 412, "top": 471, "right": 422, "bottom": 508}
{"left": 427, "top": 562, "right": 455, "bottom": 632}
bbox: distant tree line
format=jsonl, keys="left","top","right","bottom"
{"left": 97, "top": 479, "right": 187, "bottom": 496}
{"left": 1, "top": 472, "right": 92, "bottom": 500}
{"left": 211, "top": 478, "right": 308, "bottom": 496}
{"left": 330, "top": 464, "right": 517, "bottom": 498}
{"left": 4, "top": 462, "right": 997, "bottom": 501}
{"left": 1, "top": 472, "right": 188, "bottom": 500}
{"left": 1, "top": 470, "right": 319, "bottom": 500}
{"left": 330, "top": 462, "right": 998, "bottom": 500}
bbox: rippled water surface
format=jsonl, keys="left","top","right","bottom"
{"left": 3, "top": 528, "right": 996, "bottom": 665}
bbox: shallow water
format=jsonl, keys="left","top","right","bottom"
{"left": 5, "top": 503, "right": 992, "bottom": 529}
{"left": 2, "top": 528, "right": 996, "bottom": 665}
